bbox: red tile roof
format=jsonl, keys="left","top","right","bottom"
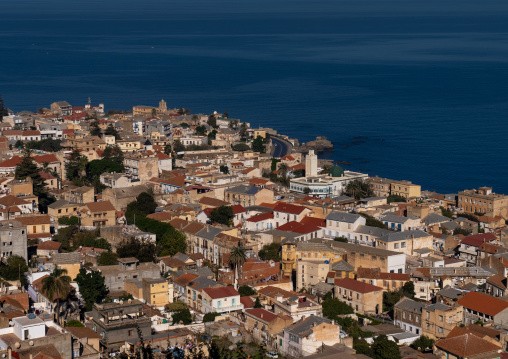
{"left": 334, "top": 278, "right": 383, "bottom": 293}
{"left": 0, "top": 156, "right": 22, "bottom": 168}
{"left": 273, "top": 202, "right": 307, "bottom": 215}
{"left": 245, "top": 308, "right": 278, "bottom": 322}
{"left": 39, "top": 171, "right": 56, "bottom": 180}
{"left": 461, "top": 233, "right": 497, "bottom": 247}
{"left": 435, "top": 334, "right": 501, "bottom": 357}
{"left": 231, "top": 205, "right": 246, "bottom": 214}
{"left": 247, "top": 211, "right": 273, "bottom": 223}
{"left": 202, "top": 286, "right": 239, "bottom": 299}
{"left": 300, "top": 216, "right": 326, "bottom": 227}
{"left": 0, "top": 195, "right": 30, "bottom": 206}
{"left": 457, "top": 291, "right": 508, "bottom": 316}
{"left": 37, "top": 241, "right": 62, "bottom": 251}
{"left": 85, "top": 201, "right": 115, "bottom": 212}
{"left": 174, "top": 273, "right": 199, "bottom": 286}
{"left": 34, "top": 154, "right": 59, "bottom": 164}
{"left": 16, "top": 215, "right": 51, "bottom": 226}
{"left": 240, "top": 296, "right": 255, "bottom": 309}
{"left": 22, "top": 130, "right": 41, "bottom": 136}
{"left": 276, "top": 221, "right": 321, "bottom": 234}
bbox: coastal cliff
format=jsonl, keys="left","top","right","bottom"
{"left": 297, "top": 136, "right": 334, "bottom": 153}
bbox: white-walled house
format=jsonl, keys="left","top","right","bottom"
{"left": 201, "top": 287, "right": 243, "bottom": 313}
{"left": 381, "top": 214, "right": 422, "bottom": 231}
{"left": 324, "top": 211, "right": 366, "bottom": 239}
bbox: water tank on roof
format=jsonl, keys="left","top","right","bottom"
{"left": 28, "top": 313, "right": 36, "bottom": 319}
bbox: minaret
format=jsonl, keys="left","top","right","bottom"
{"left": 305, "top": 150, "right": 318, "bottom": 177}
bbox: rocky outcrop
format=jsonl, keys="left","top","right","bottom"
{"left": 297, "top": 136, "right": 334, "bottom": 153}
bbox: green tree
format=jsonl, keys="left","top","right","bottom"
{"left": 334, "top": 236, "right": 349, "bottom": 243}
{"left": 171, "top": 308, "right": 192, "bottom": 325}
{"left": 64, "top": 319, "right": 85, "bottom": 327}
{"left": 322, "top": 298, "right": 354, "bottom": 320}
{"left": 15, "top": 148, "right": 55, "bottom": 212}
{"left": 42, "top": 268, "right": 72, "bottom": 321}
{"left": 371, "top": 335, "right": 401, "bottom": 359}
{"left": 402, "top": 281, "right": 416, "bottom": 298}
{"left": 252, "top": 136, "right": 266, "bottom": 153}
{"left": 354, "top": 339, "right": 373, "bottom": 357}
{"left": 441, "top": 206, "right": 453, "bottom": 219}
{"left": 239, "top": 122, "right": 248, "bottom": 139}
{"left": 387, "top": 195, "right": 407, "bottom": 204}
{"left": 238, "top": 285, "right": 256, "bottom": 297}
{"left": 173, "top": 139, "right": 185, "bottom": 152}
{"left": 258, "top": 243, "right": 281, "bottom": 261}
{"left": 454, "top": 227, "right": 472, "bottom": 236}
{"left": 232, "top": 143, "right": 250, "bottom": 151}
{"left": 25, "top": 138, "right": 62, "bottom": 152}
{"left": 410, "top": 336, "right": 434, "bottom": 352}
{"left": 230, "top": 246, "right": 247, "bottom": 289}
{"left": 66, "top": 148, "right": 88, "bottom": 185}
{"left": 207, "top": 129, "right": 218, "bottom": 145}
{"left": 116, "top": 237, "right": 159, "bottom": 263}
{"left": 207, "top": 114, "right": 217, "bottom": 128}
{"left": 86, "top": 159, "right": 124, "bottom": 192}
{"left": 97, "top": 252, "right": 119, "bottom": 266}
{"left": 134, "top": 216, "right": 187, "bottom": 256}
{"left": 14, "top": 140, "right": 23, "bottom": 149}
{"left": 165, "top": 300, "right": 187, "bottom": 312}
{"left": 0, "top": 255, "right": 28, "bottom": 285}
{"left": 164, "top": 143, "right": 172, "bottom": 155}
{"left": 344, "top": 180, "right": 374, "bottom": 200}
{"left": 219, "top": 165, "right": 229, "bottom": 174}
{"left": 0, "top": 95, "right": 8, "bottom": 122}
{"left": 303, "top": 187, "right": 311, "bottom": 195}
{"left": 90, "top": 119, "right": 102, "bottom": 137}
{"left": 151, "top": 108, "right": 157, "bottom": 117}
{"left": 203, "top": 312, "right": 221, "bottom": 323}
{"left": 195, "top": 125, "right": 207, "bottom": 136}
{"left": 104, "top": 123, "right": 121, "bottom": 140}
{"left": 254, "top": 297, "right": 262, "bottom": 308}
{"left": 208, "top": 206, "right": 234, "bottom": 226}
{"left": 75, "top": 268, "right": 109, "bottom": 311}
{"left": 101, "top": 145, "right": 124, "bottom": 164}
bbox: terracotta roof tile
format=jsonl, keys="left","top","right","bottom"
{"left": 85, "top": 201, "right": 115, "bottom": 212}
{"left": 435, "top": 333, "right": 500, "bottom": 357}
{"left": 334, "top": 278, "right": 383, "bottom": 293}
{"left": 202, "top": 286, "right": 239, "bottom": 299}
{"left": 458, "top": 291, "right": 508, "bottom": 316}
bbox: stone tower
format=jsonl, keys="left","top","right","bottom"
{"left": 159, "top": 99, "right": 167, "bottom": 112}
{"left": 305, "top": 150, "right": 318, "bottom": 177}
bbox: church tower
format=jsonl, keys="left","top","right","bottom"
{"left": 305, "top": 150, "right": 318, "bottom": 177}
{"left": 159, "top": 99, "right": 167, "bottom": 112}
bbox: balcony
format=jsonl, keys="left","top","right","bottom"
{"left": 215, "top": 304, "right": 244, "bottom": 313}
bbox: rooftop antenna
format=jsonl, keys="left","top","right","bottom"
{"left": 88, "top": 97, "right": 91, "bottom": 106}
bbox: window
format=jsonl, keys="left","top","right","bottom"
{"left": 439, "top": 315, "right": 443, "bottom": 322}
{"left": 218, "top": 301, "right": 221, "bottom": 309}
{"left": 394, "top": 243, "right": 399, "bottom": 249}
{"left": 448, "top": 316, "right": 452, "bottom": 324}
{"left": 426, "top": 312, "right": 430, "bottom": 320}
{"left": 401, "top": 242, "right": 406, "bottom": 248}
{"left": 438, "top": 327, "right": 444, "bottom": 334}
{"left": 24, "top": 329, "right": 29, "bottom": 339}
{"left": 232, "top": 298, "right": 236, "bottom": 306}
{"left": 426, "top": 323, "right": 430, "bottom": 330}
{"left": 128, "top": 330, "right": 133, "bottom": 336}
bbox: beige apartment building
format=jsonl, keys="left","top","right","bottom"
{"left": 281, "top": 241, "right": 346, "bottom": 277}
{"left": 143, "top": 278, "right": 170, "bottom": 307}
{"left": 296, "top": 258, "right": 333, "bottom": 291}
{"left": 390, "top": 180, "right": 421, "bottom": 199}
{"left": 124, "top": 155, "right": 159, "bottom": 184}
{"left": 458, "top": 187, "right": 508, "bottom": 218}
{"left": 334, "top": 278, "right": 383, "bottom": 314}
{"left": 421, "top": 303, "right": 463, "bottom": 340}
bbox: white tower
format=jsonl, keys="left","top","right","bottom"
{"left": 305, "top": 150, "right": 318, "bottom": 177}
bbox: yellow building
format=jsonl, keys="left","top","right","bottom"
{"left": 296, "top": 258, "right": 334, "bottom": 291}
{"left": 282, "top": 241, "right": 346, "bottom": 277}
{"left": 117, "top": 139, "right": 142, "bottom": 152}
{"left": 16, "top": 215, "right": 52, "bottom": 241}
{"left": 422, "top": 304, "right": 463, "bottom": 340}
{"left": 48, "top": 200, "right": 83, "bottom": 220}
{"left": 253, "top": 130, "right": 266, "bottom": 139}
{"left": 143, "top": 278, "right": 170, "bottom": 307}
{"left": 80, "top": 201, "right": 116, "bottom": 227}
{"left": 458, "top": 187, "right": 508, "bottom": 219}
{"left": 390, "top": 180, "right": 421, "bottom": 199}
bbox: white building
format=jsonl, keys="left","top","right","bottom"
{"left": 201, "top": 287, "right": 243, "bottom": 314}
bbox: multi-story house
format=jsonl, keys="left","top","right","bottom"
{"left": 98, "top": 257, "right": 160, "bottom": 292}
{"left": 421, "top": 303, "right": 463, "bottom": 339}
{"left": 50, "top": 101, "right": 72, "bottom": 116}
{"left": 323, "top": 211, "right": 366, "bottom": 239}
{"left": 281, "top": 241, "right": 346, "bottom": 277}
{"left": 458, "top": 233, "right": 497, "bottom": 266}
{"left": 201, "top": 286, "right": 243, "bottom": 313}
{"left": 0, "top": 220, "right": 28, "bottom": 262}
{"left": 330, "top": 241, "right": 406, "bottom": 273}
{"left": 280, "top": 316, "right": 342, "bottom": 357}
{"left": 458, "top": 187, "right": 508, "bottom": 218}
{"left": 244, "top": 308, "right": 293, "bottom": 349}
{"left": 123, "top": 155, "right": 158, "bottom": 184}
{"left": 16, "top": 215, "right": 52, "bottom": 242}
{"left": 394, "top": 297, "right": 425, "bottom": 335}
{"left": 296, "top": 258, "right": 333, "bottom": 291}
{"left": 381, "top": 214, "right": 422, "bottom": 231}
{"left": 63, "top": 186, "right": 95, "bottom": 204}
{"left": 334, "top": 278, "right": 383, "bottom": 315}
{"left": 390, "top": 180, "right": 421, "bottom": 199}
{"left": 91, "top": 300, "right": 151, "bottom": 352}
{"left": 186, "top": 276, "right": 221, "bottom": 311}
{"left": 376, "top": 230, "right": 433, "bottom": 256}
{"left": 458, "top": 291, "right": 508, "bottom": 326}
{"left": 224, "top": 185, "right": 274, "bottom": 207}
{"left": 486, "top": 274, "right": 508, "bottom": 297}
{"left": 273, "top": 295, "right": 322, "bottom": 321}
{"left": 272, "top": 202, "right": 311, "bottom": 226}
{"left": 80, "top": 201, "right": 116, "bottom": 228}
{"left": 356, "top": 267, "right": 410, "bottom": 292}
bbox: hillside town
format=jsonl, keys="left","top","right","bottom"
{"left": 0, "top": 98, "right": 506, "bottom": 359}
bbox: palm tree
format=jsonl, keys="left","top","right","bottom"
{"left": 229, "top": 245, "right": 247, "bottom": 290}
{"left": 42, "top": 268, "right": 71, "bottom": 324}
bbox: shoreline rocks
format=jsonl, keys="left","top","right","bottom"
{"left": 297, "top": 136, "right": 334, "bottom": 153}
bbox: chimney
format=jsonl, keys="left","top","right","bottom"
{"left": 260, "top": 313, "right": 263, "bottom": 319}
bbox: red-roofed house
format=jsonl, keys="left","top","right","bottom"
{"left": 458, "top": 233, "right": 497, "bottom": 266}
{"left": 334, "top": 278, "right": 383, "bottom": 314}
{"left": 80, "top": 201, "right": 116, "bottom": 227}
{"left": 276, "top": 221, "right": 323, "bottom": 241}
{"left": 356, "top": 267, "right": 410, "bottom": 292}
{"left": 201, "top": 287, "right": 243, "bottom": 313}
{"left": 244, "top": 308, "right": 293, "bottom": 346}
{"left": 434, "top": 333, "right": 502, "bottom": 359}
{"left": 273, "top": 203, "right": 311, "bottom": 226}
{"left": 245, "top": 211, "right": 274, "bottom": 231}
{"left": 458, "top": 291, "right": 508, "bottom": 325}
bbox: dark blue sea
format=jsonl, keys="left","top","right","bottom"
{"left": 2, "top": 0, "right": 508, "bottom": 194}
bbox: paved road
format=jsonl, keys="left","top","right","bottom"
{"left": 271, "top": 137, "right": 290, "bottom": 158}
